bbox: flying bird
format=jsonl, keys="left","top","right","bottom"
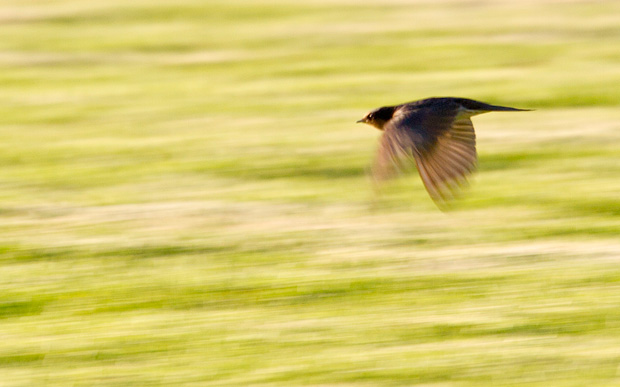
{"left": 357, "top": 97, "right": 529, "bottom": 209}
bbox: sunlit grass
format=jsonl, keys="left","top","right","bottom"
{"left": 1, "top": 0, "right": 620, "bottom": 386}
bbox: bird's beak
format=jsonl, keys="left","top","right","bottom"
{"left": 356, "top": 118, "right": 366, "bottom": 123}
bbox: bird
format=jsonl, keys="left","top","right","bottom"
{"left": 357, "top": 97, "right": 530, "bottom": 209}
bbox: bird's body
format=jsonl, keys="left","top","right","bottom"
{"left": 357, "top": 97, "right": 529, "bottom": 209}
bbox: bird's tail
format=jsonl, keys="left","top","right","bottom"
{"left": 456, "top": 98, "right": 532, "bottom": 113}
{"left": 481, "top": 104, "right": 532, "bottom": 112}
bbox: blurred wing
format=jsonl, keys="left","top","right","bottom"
{"left": 372, "top": 105, "right": 477, "bottom": 208}
{"left": 372, "top": 128, "right": 413, "bottom": 181}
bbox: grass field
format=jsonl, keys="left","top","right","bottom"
{"left": 1, "top": 0, "right": 620, "bottom": 385}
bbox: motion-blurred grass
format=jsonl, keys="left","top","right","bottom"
{"left": 1, "top": 0, "right": 620, "bottom": 385}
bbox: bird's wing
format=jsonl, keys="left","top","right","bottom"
{"left": 372, "top": 103, "right": 477, "bottom": 208}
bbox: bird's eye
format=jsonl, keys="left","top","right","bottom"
{"left": 368, "top": 114, "right": 374, "bottom": 119}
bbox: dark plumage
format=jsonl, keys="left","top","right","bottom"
{"left": 357, "top": 97, "right": 530, "bottom": 209}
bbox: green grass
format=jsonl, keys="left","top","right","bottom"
{"left": 1, "top": 0, "right": 620, "bottom": 385}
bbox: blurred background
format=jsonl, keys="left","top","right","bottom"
{"left": 1, "top": 0, "right": 620, "bottom": 385}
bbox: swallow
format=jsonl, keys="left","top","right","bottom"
{"left": 357, "top": 97, "right": 530, "bottom": 209}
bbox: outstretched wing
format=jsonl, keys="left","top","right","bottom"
{"left": 372, "top": 102, "right": 477, "bottom": 209}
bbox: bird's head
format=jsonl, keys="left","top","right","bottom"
{"left": 356, "top": 106, "right": 395, "bottom": 130}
